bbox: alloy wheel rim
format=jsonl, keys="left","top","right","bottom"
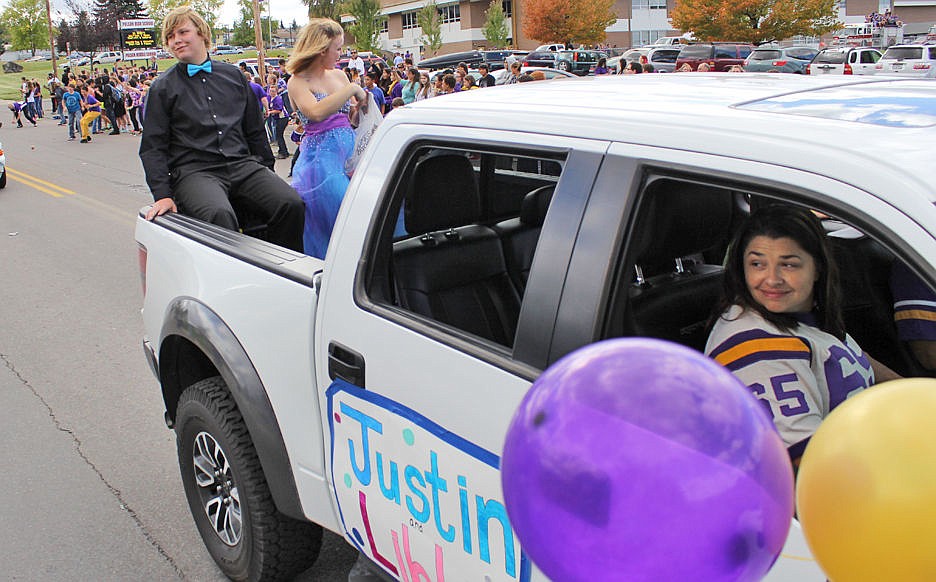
{"left": 192, "top": 431, "right": 242, "bottom": 546}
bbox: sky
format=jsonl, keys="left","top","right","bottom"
{"left": 217, "top": 0, "right": 312, "bottom": 28}
{"left": 32, "top": 0, "right": 312, "bottom": 30}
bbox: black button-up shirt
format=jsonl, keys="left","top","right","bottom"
{"left": 139, "top": 60, "right": 274, "bottom": 201}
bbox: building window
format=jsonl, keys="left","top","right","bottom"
{"left": 633, "top": 0, "right": 665, "bottom": 9}
{"left": 502, "top": 0, "right": 512, "bottom": 18}
{"left": 438, "top": 3, "right": 460, "bottom": 24}
{"left": 632, "top": 29, "right": 666, "bottom": 45}
{"left": 402, "top": 11, "right": 418, "bottom": 30}
{"left": 377, "top": 18, "right": 389, "bottom": 33}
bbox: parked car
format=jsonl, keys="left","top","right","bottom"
{"left": 675, "top": 42, "right": 754, "bottom": 71}
{"left": 490, "top": 66, "right": 578, "bottom": 84}
{"left": 652, "top": 35, "right": 691, "bottom": 46}
{"left": 523, "top": 50, "right": 560, "bottom": 68}
{"left": 647, "top": 47, "right": 682, "bottom": 73}
{"left": 554, "top": 49, "right": 602, "bottom": 75}
{"left": 67, "top": 56, "right": 91, "bottom": 67}
{"left": 875, "top": 44, "right": 936, "bottom": 78}
{"left": 213, "top": 45, "right": 242, "bottom": 55}
{"left": 807, "top": 46, "right": 881, "bottom": 75}
{"left": 417, "top": 49, "right": 519, "bottom": 71}
{"left": 609, "top": 47, "right": 649, "bottom": 72}
{"left": 743, "top": 46, "right": 819, "bottom": 74}
{"left": 481, "top": 49, "right": 528, "bottom": 70}
{"left": 535, "top": 43, "right": 567, "bottom": 52}
{"left": 417, "top": 50, "right": 485, "bottom": 71}
{"left": 93, "top": 51, "right": 123, "bottom": 64}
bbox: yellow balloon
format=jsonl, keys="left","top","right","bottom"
{"left": 796, "top": 378, "right": 936, "bottom": 582}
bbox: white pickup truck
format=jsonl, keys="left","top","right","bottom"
{"left": 136, "top": 75, "right": 936, "bottom": 581}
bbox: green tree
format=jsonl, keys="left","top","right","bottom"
{"left": 345, "top": 0, "right": 384, "bottom": 53}
{"left": 303, "top": 0, "right": 341, "bottom": 21}
{"left": 0, "top": 0, "right": 50, "bottom": 55}
{"left": 229, "top": 0, "right": 273, "bottom": 46}
{"left": 147, "top": 0, "right": 223, "bottom": 42}
{"left": 671, "top": 0, "right": 839, "bottom": 44}
{"left": 417, "top": 0, "right": 442, "bottom": 57}
{"left": 482, "top": 0, "right": 509, "bottom": 48}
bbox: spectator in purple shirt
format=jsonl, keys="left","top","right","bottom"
{"left": 267, "top": 85, "right": 290, "bottom": 159}
{"left": 9, "top": 101, "right": 37, "bottom": 127}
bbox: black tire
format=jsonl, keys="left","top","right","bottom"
{"left": 175, "top": 376, "right": 323, "bottom": 581}
{"left": 557, "top": 60, "right": 572, "bottom": 72}
{"left": 0, "top": 170, "right": 6, "bottom": 189}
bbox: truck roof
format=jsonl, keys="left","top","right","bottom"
{"left": 394, "top": 75, "right": 936, "bottom": 208}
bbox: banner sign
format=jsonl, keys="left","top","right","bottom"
{"left": 124, "top": 49, "right": 158, "bottom": 59}
{"left": 121, "top": 28, "right": 157, "bottom": 48}
{"left": 118, "top": 18, "right": 155, "bottom": 29}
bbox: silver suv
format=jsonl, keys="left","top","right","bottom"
{"left": 875, "top": 45, "right": 936, "bottom": 78}
{"left": 807, "top": 47, "right": 881, "bottom": 75}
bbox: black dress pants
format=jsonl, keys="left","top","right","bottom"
{"left": 172, "top": 159, "right": 305, "bottom": 253}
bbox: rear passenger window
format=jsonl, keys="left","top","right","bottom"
{"left": 365, "top": 144, "right": 564, "bottom": 348}
{"left": 715, "top": 45, "right": 736, "bottom": 59}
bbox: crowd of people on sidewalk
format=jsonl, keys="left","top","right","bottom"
{"left": 8, "top": 66, "right": 154, "bottom": 142}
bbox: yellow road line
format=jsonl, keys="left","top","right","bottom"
{"left": 7, "top": 167, "right": 77, "bottom": 196}
{"left": 8, "top": 173, "right": 65, "bottom": 198}
{"left": 5, "top": 166, "right": 134, "bottom": 225}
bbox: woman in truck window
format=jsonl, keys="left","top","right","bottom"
{"left": 286, "top": 18, "right": 367, "bottom": 258}
{"left": 705, "top": 205, "right": 899, "bottom": 467}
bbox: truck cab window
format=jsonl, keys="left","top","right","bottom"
{"left": 603, "top": 174, "right": 934, "bottom": 379}
{"left": 365, "top": 145, "right": 563, "bottom": 348}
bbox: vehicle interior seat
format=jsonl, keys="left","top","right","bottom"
{"left": 828, "top": 228, "right": 932, "bottom": 377}
{"left": 492, "top": 184, "right": 555, "bottom": 295}
{"left": 392, "top": 153, "right": 521, "bottom": 346}
{"left": 623, "top": 183, "right": 735, "bottom": 352}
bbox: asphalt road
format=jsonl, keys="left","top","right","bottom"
{"left": 0, "top": 107, "right": 359, "bottom": 581}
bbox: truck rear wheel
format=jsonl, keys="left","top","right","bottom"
{"left": 175, "top": 376, "right": 323, "bottom": 581}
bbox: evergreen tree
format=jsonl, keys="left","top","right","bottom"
{"left": 91, "top": 0, "right": 119, "bottom": 48}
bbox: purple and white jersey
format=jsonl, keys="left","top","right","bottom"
{"left": 705, "top": 305, "right": 873, "bottom": 454}
{"left": 891, "top": 261, "right": 936, "bottom": 342}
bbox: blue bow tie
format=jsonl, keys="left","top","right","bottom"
{"left": 187, "top": 60, "right": 212, "bottom": 76}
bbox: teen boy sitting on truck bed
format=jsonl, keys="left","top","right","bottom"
{"left": 139, "top": 6, "right": 304, "bottom": 253}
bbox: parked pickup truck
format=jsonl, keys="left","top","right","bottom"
{"left": 136, "top": 75, "right": 936, "bottom": 581}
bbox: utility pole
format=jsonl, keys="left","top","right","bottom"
{"left": 45, "top": 0, "right": 57, "bottom": 76}
{"left": 252, "top": 0, "right": 266, "bottom": 77}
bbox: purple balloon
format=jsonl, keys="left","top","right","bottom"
{"left": 502, "top": 338, "right": 793, "bottom": 582}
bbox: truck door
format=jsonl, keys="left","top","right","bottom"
{"left": 315, "top": 126, "right": 608, "bottom": 581}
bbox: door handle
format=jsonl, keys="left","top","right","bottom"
{"left": 328, "top": 341, "right": 365, "bottom": 387}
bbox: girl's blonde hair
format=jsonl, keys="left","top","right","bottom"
{"left": 287, "top": 18, "right": 344, "bottom": 75}
{"left": 162, "top": 6, "right": 212, "bottom": 51}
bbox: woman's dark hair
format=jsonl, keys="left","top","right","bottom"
{"left": 406, "top": 67, "right": 419, "bottom": 90}
{"left": 716, "top": 204, "right": 845, "bottom": 339}
{"left": 597, "top": 57, "right": 607, "bottom": 68}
